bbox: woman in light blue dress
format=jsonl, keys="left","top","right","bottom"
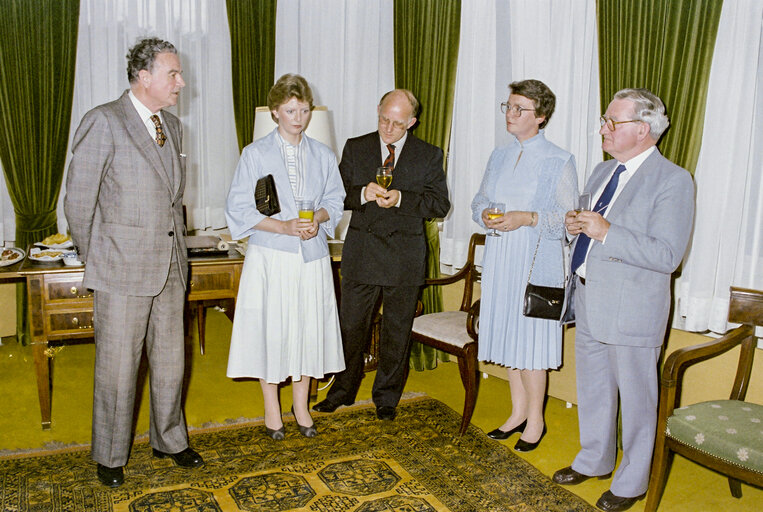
{"left": 471, "top": 79, "right": 577, "bottom": 451}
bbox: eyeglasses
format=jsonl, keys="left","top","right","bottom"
{"left": 600, "top": 116, "right": 641, "bottom": 131}
{"left": 378, "top": 115, "right": 409, "bottom": 131}
{"left": 501, "top": 102, "right": 535, "bottom": 117}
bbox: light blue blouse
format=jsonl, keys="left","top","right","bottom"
{"left": 225, "top": 129, "right": 345, "bottom": 263}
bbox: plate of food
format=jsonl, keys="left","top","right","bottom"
{"left": 0, "top": 247, "right": 24, "bottom": 267}
{"left": 28, "top": 247, "right": 64, "bottom": 262}
{"left": 35, "top": 233, "right": 74, "bottom": 250}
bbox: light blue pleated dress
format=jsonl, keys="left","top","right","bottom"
{"left": 471, "top": 131, "right": 577, "bottom": 370}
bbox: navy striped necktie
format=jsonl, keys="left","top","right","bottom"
{"left": 570, "top": 164, "right": 627, "bottom": 274}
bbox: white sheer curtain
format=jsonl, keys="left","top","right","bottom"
{"left": 274, "top": 0, "right": 395, "bottom": 156}
{"left": 441, "top": 0, "right": 601, "bottom": 269}
{"left": 60, "top": 0, "right": 238, "bottom": 232}
{"left": 675, "top": 0, "right": 763, "bottom": 334}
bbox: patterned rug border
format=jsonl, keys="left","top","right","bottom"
{"left": 0, "top": 392, "right": 427, "bottom": 460}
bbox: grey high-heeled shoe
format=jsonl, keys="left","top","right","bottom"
{"left": 291, "top": 406, "right": 317, "bottom": 438}
{"left": 265, "top": 424, "right": 285, "bottom": 441}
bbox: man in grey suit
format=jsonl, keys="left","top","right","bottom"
{"left": 64, "top": 38, "right": 203, "bottom": 488}
{"left": 554, "top": 89, "right": 694, "bottom": 511}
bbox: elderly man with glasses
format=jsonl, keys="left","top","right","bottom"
{"left": 555, "top": 88, "right": 695, "bottom": 512}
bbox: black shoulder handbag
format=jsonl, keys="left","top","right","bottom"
{"left": 523, "top": 234, "right": 565, "bottom": 320}
{"left": 254, "top": 174, "right": 280, "bottom": 216}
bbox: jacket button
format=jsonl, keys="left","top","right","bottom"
{"left": 168, "top": 231, "right": 174, "bottom": 237}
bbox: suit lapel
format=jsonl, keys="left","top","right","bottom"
{"left": 117, "top": 92, "right": 174, "bottom": 194}
{"left": 606, "top": 151, "right": 662, "bottom": 220}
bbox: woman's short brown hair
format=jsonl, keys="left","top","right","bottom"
{"left": 509, "top": 79, "right": 556, "bottom": 129}
{"left": 267, "top": 74, "right": 314, "bottom": 121}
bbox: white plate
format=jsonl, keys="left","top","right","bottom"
{"left": 0, "top": 247, "right": 24, "bottom": 267}
{"left": 28, "top": 248, "right": 64, "bottom": 262}
{"left": 35, "top": 240, "right": 74, "bottom": 250}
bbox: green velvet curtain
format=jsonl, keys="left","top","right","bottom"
{"left": 393, "top": 0, "right": 461, "bottom": 370}
{"left": 597, "top": 0, "right": 722, "bottom": 174}
{"left": 0, "top": 0, "right": 79, "bottom": 248}
{"left": 226, "top": 0, "right": 277, "bottom": 153}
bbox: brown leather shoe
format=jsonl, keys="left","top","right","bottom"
{"left": 552, "top": 466, "right": 611, "bottom": 485}
{"left": 595, "top": 490, "right": 644, "bottom": 511}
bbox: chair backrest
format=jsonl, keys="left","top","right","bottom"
{"left": 726, "top": 287, "right": 763, "bottom": 401}
{"left": 457, "top": 233, "right": 485, "bottom": 312}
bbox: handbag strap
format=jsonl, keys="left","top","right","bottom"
{"left": 526, "top": 231, "right": 567, "bottom": 286}
{"left": 526, "top": 233, "right": 542, "bottom": 284}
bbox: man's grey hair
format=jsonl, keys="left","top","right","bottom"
{"left": 126, "top": 37, "right": 177, "bottom": 83}
{"left": 614, "top": 88, "right": 670, "bottom": 140}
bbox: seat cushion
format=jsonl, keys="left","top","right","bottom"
{"left": 666, "top": 400, "right": 763, "bottom": 473}
{"left": 412, "top": 311, "right": 474, "bottom": 349}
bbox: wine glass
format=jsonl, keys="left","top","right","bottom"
{"left": 296, "top": 199, "right": 314, "bottom": 222}
{"left": 376, "top": 167, "right": 393, "bottom": 196}
{"left": 486, "top": 202, "right": 505, "bottom": 237}
{"left": 576, "top": 193, "right": 591, "bottom": 214}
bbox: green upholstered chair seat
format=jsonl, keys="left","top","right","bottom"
{"left": 666, "top": 400, "right": 763, "bottom": 473}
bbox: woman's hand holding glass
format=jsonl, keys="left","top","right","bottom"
{"left": 484, "top": 202, "right": 506, "bottom": 236}
{"left": 295, "top": 199, "right": 319, "bottom": 240}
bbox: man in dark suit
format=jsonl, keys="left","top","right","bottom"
{"left": 314, "top": 89, "right": 450, "bottom": 420}
{"left": 64, "top": 38, "right": 203, "bottom": 488}
{"left": 554, "top": 89, "right": 694, "bottom": 512}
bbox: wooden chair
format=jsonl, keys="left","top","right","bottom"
{"left": 645, "top": 287, "right": 763, "bottom": 511}
{"left": 410, "top": 233, "right": 485, "bottom": 436}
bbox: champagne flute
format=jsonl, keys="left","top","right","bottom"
{"left": 486, "top": 202, "right": 505, "bottom": 237}
{"left": 297, "top": 199, "right": 314, "bottom": 222}
{"left": 376, "top": 166, "right": 393, "bottom": 197}
{"left": 575, "top": 193, "right": 591, "bottom": 214}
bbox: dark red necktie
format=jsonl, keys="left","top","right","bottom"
{"left": 382, "top": 144, "right": 395, "bottom": 169}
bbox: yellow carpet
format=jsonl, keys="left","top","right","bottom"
{"left": 0, "top": 309, "right": 760, "bottom": 511}
{"left": 1, "top": 397, "right": 598, "bottom": 511}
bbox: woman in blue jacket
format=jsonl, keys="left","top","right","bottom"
{"left": 225, "top": 74, "right": 345, "bottom": 440}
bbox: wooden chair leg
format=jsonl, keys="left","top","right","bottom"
{"left": 728, "top": 477, "right": 743, "bottom": 499}
{"left": 456, "top": 344, "right": 479, "bottom": 436}
{"left": 196, "top": 303, "right": 206, "bottom": 355}
{"left": 645, "top": 432, "right": 672, "bottom": 512}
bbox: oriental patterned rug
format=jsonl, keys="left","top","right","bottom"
{"left": 0, "top": 397, "right": 595, "bottom": 511}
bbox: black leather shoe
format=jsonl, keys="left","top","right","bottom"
{"left": 552, "top": 466, "right": 611, "bottom": 485}
{"left": 313, "top": 398, "right": 353, "bottom": 413}
{"left": 595, "top": 490, "right": 645, "bottom": 511}
{"left": 152, "top": 447, "right": 204, "bottom": 468}
{"left": 96, "top": 464, "right": 124, "bottom": 488}
{"left": 514, "top": 426, "right": 546, "bottom": 452}
{"left": 376, "top": 406, "right": 396, "bottom": 420}
{"left": 487, "top": 420, "right": 527, "bottom": 440}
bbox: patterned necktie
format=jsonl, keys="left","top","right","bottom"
{"left": 382, "top": 144, "right": 395, "bottom": 169}
{"left": 570, "top": 164, "right": 627, "bottom": 274}
{"left": 150, "top": 114, "right": 166, "bottom": 147}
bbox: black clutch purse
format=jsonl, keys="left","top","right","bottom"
{"left": 522, "top": 234, "right": 565, "bottom": 320}
{"left": 255, "top": 174, "right": 280, "bottom": 216}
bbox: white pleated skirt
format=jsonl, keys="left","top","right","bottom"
{"left": 226, "top": 244, "right": 345, "bottom": 383}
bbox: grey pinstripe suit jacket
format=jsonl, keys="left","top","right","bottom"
{"left": 64, "top": 90, "right": 188, "bottom": 295}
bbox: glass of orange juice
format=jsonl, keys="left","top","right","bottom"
{"left": 297, "top": 199, "right": 314, "bottom": 222}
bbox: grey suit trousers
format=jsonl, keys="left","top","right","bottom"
{"left": 91, "top": 262, "right": 188, "bottom": 467}
{"left": 571, "top": 277, "right": 661, "bottom": 497}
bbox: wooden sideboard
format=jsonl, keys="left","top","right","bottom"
{"left": 18, "top": 251, "right": 244, "bottom": 429}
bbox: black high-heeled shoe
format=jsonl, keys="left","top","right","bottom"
{"left": 487, "top": 420, "right": 527, "bottom": 440}
{"left": 291, "top": 406, "right": 317, "bottom": 438}
{"left": 514, "top": 426, "right": 546, "bottom": 452}
{"left": 265, "top": 424, "right": 285, "bottom": 441}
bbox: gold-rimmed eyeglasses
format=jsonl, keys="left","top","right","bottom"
{"left": 600, "top": 116, "right": 641, "bottom": 131}
{"left": 378, "top": 115, "right": 410, "bottom": 131}
{"left": 501, "top": 102, "right": 535, "bottom": 117}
